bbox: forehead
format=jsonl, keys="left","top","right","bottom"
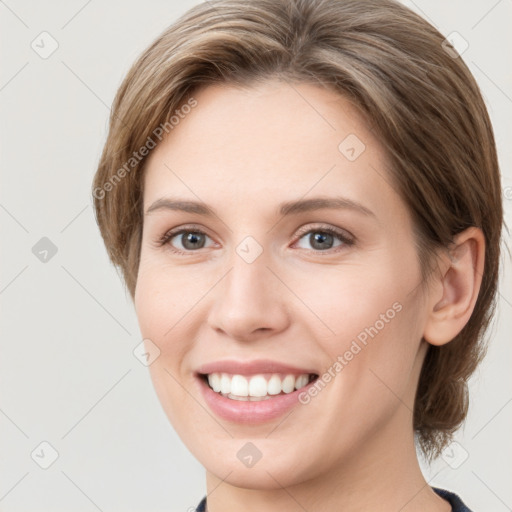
{"left": 142, "top": 80, "right": 402, "bottom": 222}
{"left": 148, "top": 80, "right": 376, "bottom": 162}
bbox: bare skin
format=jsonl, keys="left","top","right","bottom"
{"left": 134, "top": 80, "right": 484, "bottom": 512}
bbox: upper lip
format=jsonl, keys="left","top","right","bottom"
{"left": 196, "top": 359, "right": 319, "bottom": 376}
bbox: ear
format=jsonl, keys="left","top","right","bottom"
{"left": 423, "top": 227, "right": 485, "bottom": 346}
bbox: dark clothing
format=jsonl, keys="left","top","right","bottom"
{"left": 433, "top": 487, "right": 473, "bottom": 511}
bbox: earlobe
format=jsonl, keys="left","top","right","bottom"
{"left": 423, "top": 227, "right": 485, "bottom": 346}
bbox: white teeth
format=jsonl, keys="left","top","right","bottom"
{"left": 248, "top": 375, "right": 267, "bottom": 397}
{"left": 282, "top": 375, "right": 296, "bottom": 393}
{"left": 267, "top": 375, "right": 282, "bottom": 395}
{"left": 295, "top": 374, "right": 309, "bottom": 389}
{"left": 220, "top": 374, "right": 231, "bottom": 394}
{"left": 231, "top": 375, "right": 249, "bottom": 397}
{"left": 209, "top": 373, "right": 221, "bottom": 392}
{"left": 206, "top": 372, "right": 314, "bottom": 399}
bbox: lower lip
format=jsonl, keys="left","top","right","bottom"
{"left": 196, "top": 375, "right": 317, "bottom": 425}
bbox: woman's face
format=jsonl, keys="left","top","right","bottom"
{"left": 134, "top": 81, "right": 432, "bottom": 488}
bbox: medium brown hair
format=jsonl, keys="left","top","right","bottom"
{"left": 92, "top": 0, "right": 503, "bottom": 459}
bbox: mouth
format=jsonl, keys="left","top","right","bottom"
{"left": 194, "top": 359, "right": 321, "bottom": 423}
{"left": 198, "top": 372, "right": 319, "bottom": 401}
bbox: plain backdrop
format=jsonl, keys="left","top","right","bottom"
{"left": 0, "top": 1, "right": 511, "bottom": 511}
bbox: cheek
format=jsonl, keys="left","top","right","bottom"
{"left": 288, "top": 270, "right": 426, "bottom": 461}
{"left": 134, "top": 255, "right": 205, "bottom": 340}
{"left": 295, "top": 255, "right": 420, "bottom": 346}
{"left": 293, "top": 249, "right": 425, "bottom": 396}
{"left": 134, "top": 260, "right": 196, "bottom": 404}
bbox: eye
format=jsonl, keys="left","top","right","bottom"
{"left": 294, "top": 226, "right": 354, "bottom": 252}
{"left": 156, "top": 224, "right": 354, "bottom": 255}
{"left": 157, "top": 227, "right": 215, "bottom": 254}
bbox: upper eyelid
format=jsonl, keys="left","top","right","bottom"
{"left": 294, "top": 224, "right": 353, "bottom": 240}
{"left": 163, "top": 222, "right": 351, "bottom": 236}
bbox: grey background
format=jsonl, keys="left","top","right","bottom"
{"left": 0, "top": 1, "right": 510, "bottom": 511}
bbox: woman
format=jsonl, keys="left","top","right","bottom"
{"left": 92, "top": 0, "right": 503, "bottom": 510}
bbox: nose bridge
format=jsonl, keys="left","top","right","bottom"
{"left": 206, "top": 239, "right": 288, "bottom": 339}
{"left": 230, "top": 244, "right": 271, "bottom": 300}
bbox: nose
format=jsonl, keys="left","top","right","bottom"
{"left": 206, "top": 249, "right": 290, "bottom": 342}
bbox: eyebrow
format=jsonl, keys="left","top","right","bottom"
{"left": 145, "top": 196, "right": 376, "bottom": 218}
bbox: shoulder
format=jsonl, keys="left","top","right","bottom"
{"left": 433, "top": 486, "right": 474, "bottom": 512}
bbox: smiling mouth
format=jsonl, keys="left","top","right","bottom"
{"left": 199, "top": 372, "right": 319, "bottom": 401}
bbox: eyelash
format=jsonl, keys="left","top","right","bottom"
{"left": 155, "top": 224, "right": 355, "bottom": 255}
